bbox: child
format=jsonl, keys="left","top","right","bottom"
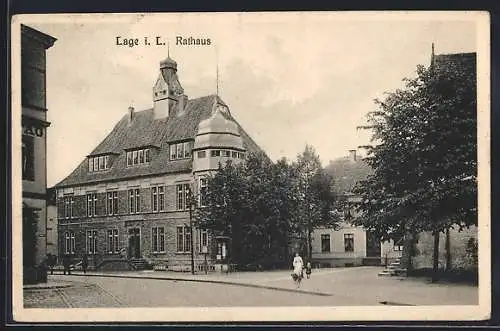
{"left": 305, "top": 261, "right": 312, "bottom": 279}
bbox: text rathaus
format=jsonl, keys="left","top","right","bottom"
{"left": 55, "top": 56, "right": 263, "bottom": 271}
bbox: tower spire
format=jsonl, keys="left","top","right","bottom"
{"left": 167, "top": 40, "right": 170, "bottom": 58}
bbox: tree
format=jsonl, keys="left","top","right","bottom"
{"left": 294, "top": 145, "right": 339, "bottom": 260}
{"left": 353, "top": 53, "right": 477, "bottom": 280}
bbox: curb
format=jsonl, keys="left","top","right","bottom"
{"left": 53, "top": 273, "right": 333, "bottom": 297}
{"left": 24, "top": 283, "right": 74, "bottom": 290}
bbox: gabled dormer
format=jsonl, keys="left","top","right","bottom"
{"left": 125, "top": 145, "right": 160, "bottom": 167}
{"left": 87, "top": 152, "right": 118, "bottom": 172}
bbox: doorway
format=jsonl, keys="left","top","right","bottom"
{"left": 128, "top": 228, "right": 141, "bottom": 259}
{"left": 366, "top": 231, "right": 381, "bottom": 257}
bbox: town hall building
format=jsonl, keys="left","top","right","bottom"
{"left": 55, "top": 56, "right": 263, "bottom": 271}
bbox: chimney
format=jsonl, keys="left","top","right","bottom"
{"left": 128, "top": 106, "right": 134, "bottom": 125}
{"left": 348, "top": 149, "right": 357, "bottom": 162}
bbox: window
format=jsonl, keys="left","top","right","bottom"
{"left": 393, "top": 236, "right": 404, "bottom": 251}
{"left": 152, "top": 187, "right": 158, "bottom": 212}
{"left": 231, "top": 151, "right": 238, "bottom": 158}
{"left": 222, "top": 150, "right": 231, "bottom": 157}
{"left": 197, "top": 151, "right": 206, "bottom": 158}
{"left": 177, "top": 226, "right": 191, "bottom": 252}
{"left": 176, "top": 183, "right": 190, "bottom": 210}
{"left": 158, "top": 186, "right": 165, "bottom": 211}
{"left": 107, "top": 229, "right": 119, "bottom": 253}
{"left": 64, "top": 231, "right": 76, "bottom": 254}
{"left": 107, "top": 191, "right": 118, "bottom": 215}
{"left": 170, "top": 142, "right": 192, "bottom": 160}
{"left": 86, "top": 230, "right": 97, "bottom": 254}
{"left": 344, "top": 233, "right": 354, "bottom": 252}
{"left": 98, "top": 156, "right": 104, "bottom": 170}
{"left": 170, "top": 144, "right": 177, "bottom": 160}
{"left": 87, "top": 193, "right": 97, "bottom": 217}
{"left": 199, "top": 178, "right": 208, "bottom": 207}
{"left": 199, "top": 229, "right": 208, "bottom": 251}
{"left": 176, "top": 144, "right": 183, "bottom": 160}
{"left": 152, "top": 227, "right": 165, "bottom": 253}
{"left": 89, "top": 155, "right": 111, "bottom": 172}
{"left": 151, "top": 186, "right": 165, "bottom": 212}
{"left": 129, "top": 188, "right": 140, "bottom": 214}
{"left": 133, "top": 151, "right": 138, "bottom": 165}
{"left": 127, "top": 152, "right": 133, "bottom": 166}
{"left": 139, "top": 150, "right": 144, "bottom": 163}
{"left": 211, "top": 150, "right": 221, "bottom": 157}
{"left": 126, "top": 148, "right": 150, "bottom": 167}
{"left": 183, "top": 142, "right": 191, "bottom": 158}
{"left": 321, "top": 234, "right": 331, "bottom": 253}
{"left": 22, "top": 136, "right": 35, "bottom": 181}
{"left": 64, "top": 195, "right": 74, "bottom": 219}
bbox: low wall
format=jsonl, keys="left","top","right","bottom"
{"left": 412, "top": 225, "right": 478, "bottom": 270}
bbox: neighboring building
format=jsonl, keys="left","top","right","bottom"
{"left": 46, "top": 187, "right": 58, "bottom": 256}
{"left": 54, "top": 56, "right": 263, "bottom": 271}
{"left": 311, "top": 150, "right": 402, "bottom": 267}
{"left": 21, "top": 25, "right": 56, "bottom": 283}
{"left": 401, "top": 50, "right": 478, "bottom": 272}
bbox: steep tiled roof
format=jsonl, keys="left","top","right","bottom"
{"left": 56, "top": 95, "right": 264, "bottom": 188}
{"left": 325, "top": 157, "right": 373, "bottom": 196}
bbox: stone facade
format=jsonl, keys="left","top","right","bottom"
{"left": 411, "top": 225, "right": 478, "bottom": 270}
{"left": 21, "top": 25, "right": 56, "bottom": 279}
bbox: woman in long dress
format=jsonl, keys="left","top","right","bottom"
{"left": 292, "top": 252, "right": 304, "bottom": 286}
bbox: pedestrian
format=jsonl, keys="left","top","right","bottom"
{"left": 63, "top": 254, "right": 71, "bottom": 275}
{"left": 305, "top": 261, "right": 312, "bottom": 279}
{"left": 82, "top": 254, "right": 88, "bottom": 274}
{"left": 292, "top": 252, "right": 304, "bottom": 279}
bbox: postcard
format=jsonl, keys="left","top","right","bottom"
{"left": 11, "top": 11, "right": 490, "bottom": 322}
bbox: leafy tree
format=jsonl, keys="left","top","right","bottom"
{"left": 353, "top": 53, "right": 477, "bottom": 280}
{"left": 293, "top": 145, "right": 339, "bottom": 260}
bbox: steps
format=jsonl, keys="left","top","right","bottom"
{"left": 378, "top": 258, "right": 407, "bottom": 277}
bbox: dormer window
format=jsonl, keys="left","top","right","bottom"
{"left": 126, "top": 148, "right": 151, "bottom": 167}
{"left": 88, "top": 155, "right": 111, "bottom": 172}
{"left": 170, "top": 141, "right": 192, "bottom": 160}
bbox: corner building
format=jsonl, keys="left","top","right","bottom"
{"left": 21, "top": 25, "right": 56, "bottom": 282}
{"left": 55, "top": 57, "right": 263, "bottom": 271}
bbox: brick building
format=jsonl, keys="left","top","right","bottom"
{"left": 54, "top": 56, "right": 263, "bottom": 271}
{"left": 21, "top": 25, "right": 56, "bottom": 283}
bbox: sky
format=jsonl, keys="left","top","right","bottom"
{"left": 22, "top": 12, "right": 478, "bottom": 187}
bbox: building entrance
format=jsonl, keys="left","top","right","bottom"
{"left": 128, "top": 228, "right": 141, "bottom": 259}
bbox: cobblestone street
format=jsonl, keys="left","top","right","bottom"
{"left": 23, "top": 267, "right": 478, "bottom": 308}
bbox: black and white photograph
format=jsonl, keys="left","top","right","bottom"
{"left": 12, "top": 12, "right": 490, "bottom": 322}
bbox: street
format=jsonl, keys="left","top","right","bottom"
{"left": 24, "top": 267, "right": 478, "bottom": 308}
